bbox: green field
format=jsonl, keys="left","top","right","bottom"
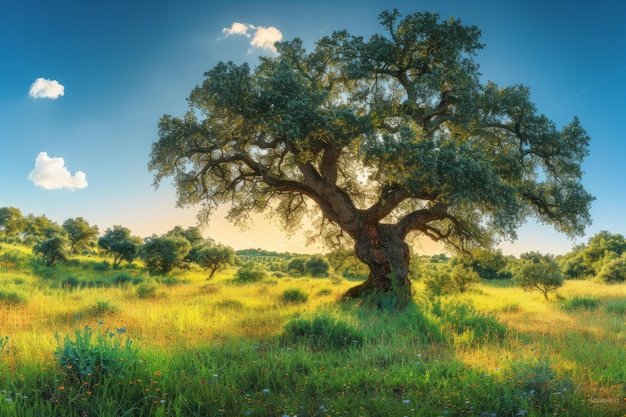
{"left": 0, "top": 243, "right": 624, "bottom": 416}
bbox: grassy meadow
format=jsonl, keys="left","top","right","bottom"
{"left": 0, "top": 243, "right": 624, "bottom": 416}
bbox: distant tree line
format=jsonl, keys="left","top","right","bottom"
{"left": 0, "top": 206, "right": 235, "bottom": 278}
{"left": 1, "top": 206, "right": 624, "bottom": 299}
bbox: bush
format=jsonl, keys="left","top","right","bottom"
{"left": 60, "top": 276, "right": 82, "bottom": 289}
{"left": 92, "top": 260, "right": 111, "bottom": 271}
{"left": 83, "top": 300, "right": 119, "bottom": 318}
{"left": 280, "top": 288, "right": 309, "bottom": 304}
{"left": 234, "top": 263, "right": 267, "bottom": 283}
{"left": 430, "top": 299, "right": 507, "bottom": 344}
{"left": 422, "top": 267, "right": 454, "bottom": 295}
{"left": 305, "top": 255, "right": 330, "bottom": 277}
{"left": 114, "top": 272, "right": 133, "bottom": 285}
{"left": 596, "top": 253, "right": 626, "bottom": 283}
{"left": 450, "top": 264, "right": 481, "bottom": 292}
{"left": 54, "top": 324, "right": 138, "bottom": 386}
{"left": 282, "top": 314, "right": 364, "bottom": 350}
{"left": 316, "top": 288, "right": 333, "bottom": 296}
{"left": 0, "top": 289, "right": 28, "bottom": 306}
{"left": 561, "top": 295, "right": 600, "bottom": 311}
{"left": 135, "top": 282, "right": 158, "bottom": 299}
{"left": 605, "top": 299, "right": 626, "bottom": 315}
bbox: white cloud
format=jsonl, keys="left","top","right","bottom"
{"left": 221, "top": 22, "right": 283, "bottom": 54}
{"left": 28, "top": 78, "right": 65, "bottom": 100}
{"left": 222, "top": 22, "right": 252, "bottom": 38}
{"left": 250, "top": 26, "right": 283, "bottom": 53}
{"left": 28, "top": 152, "right": 88, "bottom": 191}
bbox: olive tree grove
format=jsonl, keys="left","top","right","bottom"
{"left": 149, "top": 10, "right": 593, "bottom": 308}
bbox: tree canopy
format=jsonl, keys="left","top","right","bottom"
{"left": 149, "top": 10, "right": 594, "bottom": 306}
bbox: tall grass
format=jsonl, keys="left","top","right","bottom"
{"left": 0, "top": 246, "right": 624, "bottom": 416}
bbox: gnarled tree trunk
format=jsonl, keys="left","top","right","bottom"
{"left": 344, "top": 224, "right": 413, "bottom": 310}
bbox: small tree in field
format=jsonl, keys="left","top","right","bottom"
{"left": 98, "top": 226, "right": 142, "bottom": 269}
{"left": 140, "top": 234, "right": 191, "bottom": 274}
{"left": 62, "top": 217, "right": 99, "bottom": 254}
{"left": 193, "top": 243, "right": 235, "bottom": 279}
{"left": 33, "top": 235, "right": 69, "bottom": 267}
{"left": 515, "top": 252, "right": 563, "bottom": 300}
{"left": 149, "top": 10, "right": 593, "bottom": 308}
{"left": 305, "top": 255, "right": 330, "bottom": 277}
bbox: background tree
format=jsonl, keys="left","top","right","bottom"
{"left": 514, "top": 252, "right": 563, "bottom": 300}
{"left": 192, "top": 243, "right": 235, "bottom": 279}
{"left": 149, "top": 10, "right": 593, "bottom": 308}
{"left": 595, "top": 252, "right": 626, "bottom": 283}
{"left": 305, "top": 255, "right": 330, "bottom": 277}
{"left": 287, "top": 257, "right": 307, "bottom": 276}
{"left": 0, "top": 207, "right": 25, "bottom": 242}
{"left": 98, "top": 226, "right": 142, "bottom": 269}
{"left": 33, "top": 235, "right": 69, "bottom": 267}
{"left": 140, "top": 234, "right": 191, "bottom": 274}
{"left": 457, "top": 249, "right": 512, "bottom": 280}
{"left": 165, "top": 225, "right": 206, "bottom": 264}
{"left": 62, "top": 217, "right": 99, "bottom": 254}
{"left": 22, "top": 214, "right": 64, "bottom": 245}
{"left": 560, "top": 231, "right": 626, "bottom": 281}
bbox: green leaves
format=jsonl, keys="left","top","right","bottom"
{"left": 148, "top": 9, "right": 593, "bottom": 255}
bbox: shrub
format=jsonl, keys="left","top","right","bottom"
{"left": 60, "top": 276, "right": 82, "bottom": 289}
{"left": 282, "top": 314, "right": 364, "bottom": 349}
{"left": 596, "top": 253, "right": 626, "bottom": 283}
{"left": 561, "top": 295, "right": 600, "bottom": 311}
{"left": 422, "top": 267, "right": 454, "bottom": 295}
{"left": 287, "top": 258, "right": 307, "bottom": 275}
{"left": 316, "top": 288, "right": 333, "bottom": 296}
{"left": 450, "top": 264, "right": 481, "bottom": 292}
{"left": 135, "top": 282, "right": 158, "bottom": 299}
{"left": 305, "top": 255, "right": 330, "bottom": 277}
{"left": 0, "top": 289, "right": 28, "bottom": 306}
{"left": 330, "top": 274, "right": 344, "bottom": 285}
{"left": 83, "top": 300, "right": 119, "bottom": 318}
{"left": 54, "top": 324, "right": 138, "bottom": 386}
{"left": 93, "top": 260, "right": 110, "bottom": 271}
{"left": 198, "top": 283, "right": 220, "bottom": 295}
{"left": 605, "top": 299, "right": 626, "bottom": 315}
{"left": 234, "top": 263, "right": 267, "bottom": 283}
{"left": 430, "top": 299, "right": 507, "bottom": 344}
{"left": 280, "top": 288, "right": 309, "bottom": 304}
{"left": 114, "top": 272, "right": 133, "bottom": 285}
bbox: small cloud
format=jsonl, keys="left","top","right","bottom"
{"left": 222, "top": 22, "right": 252, "bottom": 38}
{"left": 251, "top": 26, "right": 282, "bottom": 53}
{"left": 221, "top": 22, "right": 282, "bottom": 53}
{"left": 28, "top": 152, "right": 88, "bottom": 191}
{"left": 28, "top": 78, "right": 65, "bottom": 100}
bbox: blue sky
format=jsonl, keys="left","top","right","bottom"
{"left": 1, "top": 0, "right": 624, "bottom": 255}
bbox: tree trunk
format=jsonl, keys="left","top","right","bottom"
{"left": 343, "top": 224, "right": 413, "bottom": 310}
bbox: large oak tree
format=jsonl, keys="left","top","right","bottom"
{"left": 149, "top": 10, "right": 593, "bottom": 307}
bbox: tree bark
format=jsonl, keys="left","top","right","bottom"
{"left": 343, "top": 224, "right": 413, "bottom": 310}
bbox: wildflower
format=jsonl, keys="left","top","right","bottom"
{"left": 116, "top": 327, "right": 127, "bottom": 333}
{"left": 58, "top": 386, "right": 65, "bottom": 391}
{"left": 402, "top": 399, "right": 411, "bottom": 404}
{"left": 5, "top": 398, "right": 12, "bottom": 403}
{"left": 262, "top": 388, "right": 270, "bottom": 393}
{"left": 155, "top": 371, "right": 162, "bottom": 377}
